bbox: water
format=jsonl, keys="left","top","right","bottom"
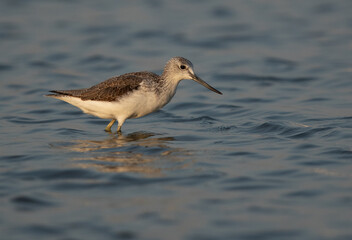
{"left": 1, "top": 0, "right": 352, "bottom": 239}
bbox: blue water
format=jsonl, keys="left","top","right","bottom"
{"left": 1, "top": 0, "right": 352, "bottom": 239}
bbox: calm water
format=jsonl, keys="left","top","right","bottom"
{"left": 1, "top": 0, "right": 352, "bottom": 239}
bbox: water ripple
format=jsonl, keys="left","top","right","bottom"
{"left": 250, "top": 122, "right": 297, "bottom": 134}
{"left": 0, "top": 63, "right": 13, "bottom": 71}
{"left": 249, "top": 122, "right": 335, "bottom": 140}
{"left": 323, "top": 148, "right": 352, "bottom": 160}
{"left": 10, "top": 169, "right": 100, "bottom": 181}
{"left": 0, "top": 22, "right": 22, "bottom": 40}
{"left": 238, "top": 229, "right": 303, "bottom": 240}
{"left": 264, "top": 57, "right": 298, "bottom": 72}
{"left": 3, "top": 116, "right": 67, "bottom": 124}
{"left": 11, "top": 195, "right": 55, "bottom": 210}
{"left": 52, "top": 172, "right": 223, "bottom": 191}
{"left": 285, "top": 190, "right": 323, "bottom": 198}
{"left": 214, "top": 73, "right": 315, "bottom": 83}
{"left": 79, "top": 54, "right": 124, "bottom": 71}
{"left": 288, "top": 127, "right": 332, "bottom": 139}
{"left": 22, "top": 224, "right": 62, "bottom": 236}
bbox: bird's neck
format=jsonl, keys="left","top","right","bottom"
{"left": 161, "top": 73, "right": 181, "bottom": 90}
{"left": 158, "top": 75, "right": 181, "bottom": 104}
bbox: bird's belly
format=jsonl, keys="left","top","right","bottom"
{"left": 123, "top": 90, "right": 168, "bottom": 119}
{"left": 58, "top": 97, "right": 119, "bottom": 119}
{"left": 58, "top": 90, "right": 170, "bottom": 120}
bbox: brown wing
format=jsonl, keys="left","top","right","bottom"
{"left": 48, "top": 72, "right": 159, "bottom": 102}
{"left": 79, "top": 74, "right": 143, "bottom": 101}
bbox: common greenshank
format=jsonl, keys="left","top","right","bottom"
{"left": 47, "top": 57, "right": 222, "bottom": 132}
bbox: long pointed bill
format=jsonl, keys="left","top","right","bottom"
{"left": 191, "top": 74, "right": 222, "bottom": 95}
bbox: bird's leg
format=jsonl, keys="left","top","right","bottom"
{"left": 116, "top": 118, "right": 125, "bottom": 133}
{"left": 117, "top": 125, "right": 122, "bottom": 133}
{"left": 105, "top": 119, "right": 116, "bottom": 132}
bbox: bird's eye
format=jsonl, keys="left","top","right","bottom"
{"left": 180, "top": 65, "right": 186, "bottom": 70}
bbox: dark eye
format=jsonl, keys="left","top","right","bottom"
{"left": 180, "top": 65, "right": 186, "bottom": 70}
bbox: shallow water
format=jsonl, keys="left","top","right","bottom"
{"left": 1, "top": 0, "right": 352, "bottom": 239}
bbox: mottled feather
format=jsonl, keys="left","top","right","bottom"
{"left": 49, "top": 71, "right": 161, "bottom": 102}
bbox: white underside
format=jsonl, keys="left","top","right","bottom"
{"left": 51, "top": 88, "right": 176, "bottom": 125}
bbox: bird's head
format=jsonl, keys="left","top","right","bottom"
{"left": 162, "top": 57, "right": 222, "bottom": 95}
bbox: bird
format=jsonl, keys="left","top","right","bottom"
{"left": 47, "top": 57, "right": 222, "bottom": 132}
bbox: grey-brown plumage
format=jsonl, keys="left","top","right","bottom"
{"left": 48, "top": 71, "right": 161, "bottom": 102}
{"left": 47, "top": 57, "right": 222, "bottom": 132}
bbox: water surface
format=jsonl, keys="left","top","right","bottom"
{"left": 1, "top": 1, "right": 352, "bottom": 239}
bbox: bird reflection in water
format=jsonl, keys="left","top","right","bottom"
{"left": 53, "top": 131, "right": 191, "bottom": 176}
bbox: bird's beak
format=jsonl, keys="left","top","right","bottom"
{"left": 190, "top": 74, "right": 222, "bottom": 95}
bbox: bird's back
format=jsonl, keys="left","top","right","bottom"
{"left": 47, "top": 71, "right": 161, "bottom": 102}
